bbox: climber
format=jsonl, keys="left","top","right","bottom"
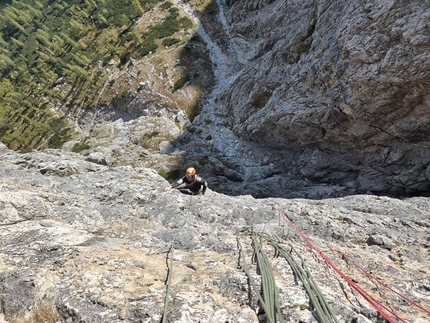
{"left": 165, "top": 167, "right": 208, "bottom": 196}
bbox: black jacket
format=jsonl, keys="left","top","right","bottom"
{"left": 173, "top": 175, "right": 208, "bottom": 194}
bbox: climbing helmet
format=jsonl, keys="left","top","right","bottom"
{"left": 186, "top": 167, "right": 196, "bottom": 177}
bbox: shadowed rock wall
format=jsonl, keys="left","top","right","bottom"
{"left": 188, "top": 0, "right": 430, "bottom": 197}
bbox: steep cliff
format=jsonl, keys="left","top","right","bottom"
{"left": 184, "top": 0, "right": 430, "bottom": 197}
{"left": 0, "top": 143, "right": 429, "bottom": 323}
{"left": 1, "top": 0, "right": 429, "bottom": 198}
{"left": 30, "top": 0, "right": 424, "bottom": 199}
{"left": 2, "top": 3, "right": 430, "bottom": 321}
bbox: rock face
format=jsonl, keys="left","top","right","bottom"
{"left": 59, "top": 0, "right": 430, "bottom": 199}
{"left": 2, "top": 1, "right": 430, "bottom": 321}
{"left": 176, "top": 0, "right": 430, "bottom": 197}
{"left": 1, "top": 143, "right": 429, "bottom": 322}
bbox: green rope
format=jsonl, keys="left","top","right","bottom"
{"left": 238, "top": 229, "right": 338, "bottom": 323}
{"left": 161, "top": 245, "right": 174, "bottom": 323}
{"left": 267, "top": 236, "right": 338, "bottom": 323}
{"left": 237, "top": 233, "right": 284, "bottom": 323}
{"left": 251, "top": 235, "right": 284, "bottom": 323}
{"left": 161, "top": 194, "right": 194, "bottom": 322}
{"left": 289, "top": 244, "right": 338, "bottom": 323}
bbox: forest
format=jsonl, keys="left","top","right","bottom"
{"left": 0, "top": 0, "right": 193, "bottom": 151}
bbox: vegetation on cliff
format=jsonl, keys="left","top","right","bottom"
{"left": 0, "top": 0, "right": 193, "bottom": 151}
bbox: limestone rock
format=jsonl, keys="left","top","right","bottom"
{"left": 59, "top": 0, "right": 430, "bottom": 199}
{"left": 0, "top": 144, "right": 429, "bottom": 322}
{"left": 179, "top": 0, "right": 430, "bottom": 197}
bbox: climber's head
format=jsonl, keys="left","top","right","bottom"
{"left": 186, "top": 167, "right": 196, "bottom": 179}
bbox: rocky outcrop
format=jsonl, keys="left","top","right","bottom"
{"left": 57, "top": 0, "right": 430, "bottom": 199}
{"left": 178, "top": 0, "right": 430, "bottom": 197}
{"left": 1, "top": 144, "right": 429, "bottom": 322}
{"left": 3, "top": 2, "right": 430, "bottom": 321}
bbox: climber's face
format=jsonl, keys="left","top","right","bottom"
{"left": 186, "top": 172, "right": 195, "bottom": 180}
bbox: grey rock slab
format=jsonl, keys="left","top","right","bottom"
{"left": 0, "top": 145, "right": 429, "bottom": 322}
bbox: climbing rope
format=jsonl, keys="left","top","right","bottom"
{"left": 237, "top": 234, "right": 284, "bottom": 323}
{"left": 331, "top": 249, "right": 430, "bottom": 316}
{"left": 161, "top": 244, "right": 174, "bottom": 323}
{"left": 272, "top": 204, "right": 410, "bottom": 323}
{"left": 268, "top": 237, "right": 339, "bottom": 323}
{"left": 252, "top": 233, "right": 284, "bottom": 323}
{"left": 239, "top": 228, "right": 338, "bottom": 323}
{"left": 161, "top": 192, "right": 195, "bottom": 323}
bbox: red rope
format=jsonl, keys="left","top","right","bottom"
{"left": 331, "top": 249, "right": 430, "bottom": 316}
{"left": 273, "top": 205, "right": 409, "bottom": 323}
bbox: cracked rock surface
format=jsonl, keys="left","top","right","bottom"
{"left": 0, "top": 143, "right": 429, "bottom": 322}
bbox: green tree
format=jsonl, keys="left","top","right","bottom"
{"left": 10, "top": 36, "right": 25, "bottom": 47}
{"left": 0, "top": 0, "right": 194, "bottom": 151}
{"left": 0, "top": 54, "right": 13, "bottom": 68}
{"left": 5, "top": 14, "right": 27, "bottom": 34}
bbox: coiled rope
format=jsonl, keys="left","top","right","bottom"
{"left": 238, "top": 228, "right": 338, "bottom": 323}
{"left": 237, "top": 234, "right": 284, "bottom": 323}
{"left": 267, "top": 237, "right": 339, "bottom": 323}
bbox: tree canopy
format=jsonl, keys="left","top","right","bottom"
{"left": 0, "top": 0, "right": 193, "bottom": 151}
